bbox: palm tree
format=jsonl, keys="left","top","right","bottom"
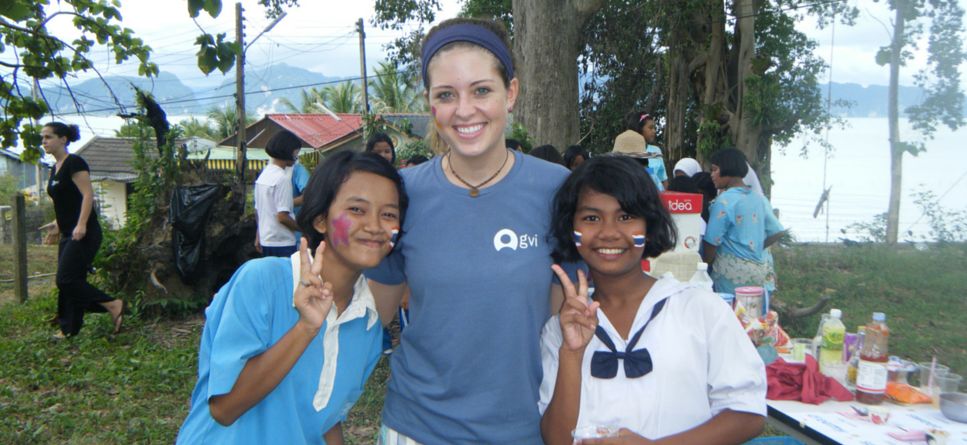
{"left": 207, "top": 105, "right": 258, "bottom": 140}
{"left": 322, "top": 81, "right": 363, "bottom": 114}
{"left": 368, "top": 61, "right": 425, "bottom": 113}
{"left": 177, "top": 117, "right": 217, "bottom": 140}
{"left": 279, "top": 86, "right": 329, "bottom": 114}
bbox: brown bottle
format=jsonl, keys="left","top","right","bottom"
{"left": 856, "top": 312, "right": 889, "bottom": 405}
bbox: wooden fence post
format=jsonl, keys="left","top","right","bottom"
{"left": 12, "top": 194, "right": 28, "bottom": 303}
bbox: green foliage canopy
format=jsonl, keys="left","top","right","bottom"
{"left": 1, "top": 0, "right": 158, "bottom": 163}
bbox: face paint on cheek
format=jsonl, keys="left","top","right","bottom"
{"left": 432, "top": 106, "right": 443, "bottom": 130}
{"left": 389, "top": 227, "right": 399, "bottom": 249}
{"left": 573, "top": 231, "right": 583, "bottom": 248}
{"left": 632, "top": 232, "right": 646, "bottom": 249}
{"left": 331, "top": 213, "right": 353, "bottom": 247}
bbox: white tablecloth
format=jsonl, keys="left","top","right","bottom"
{"left": 768, "top": 399, "right": 967, "bottom": 445}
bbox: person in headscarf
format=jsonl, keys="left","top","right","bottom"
{"left": 673, "top": 157, "right": 702, "bottom": 178}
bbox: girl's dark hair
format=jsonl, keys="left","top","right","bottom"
{"left": 666, "top": 175, "right": 699, "bottom": 194}
{"left": 551, "top": 155, "right": 677, "bottom": 263}
{"left": 563, "top": 144, "right": 590, "bottom": 170}
{"left": 296, "top": 151, "right": 408, "bottom": 255}
{"left": 365, "top": 132, "right": 396, "bottom": 165}
{"left": 44, "top": 122, "right": 81, "bottom": 144}
{"left": 405, "top": 155, "right": 429, "bottom": 166}
{"left": 625, "top": 110, "right": 654, "bottom": 133}
{"left": 709, "top": 148, "right": 748, "bottom": 178}
{"left": 529, "top": 144, "right": 565, "bottom": 166}
{"left": 265, "top": 130, "right": 302, "bottom": 161}
{"left": 692, "top": 172, "right": 716, "bottom": 223}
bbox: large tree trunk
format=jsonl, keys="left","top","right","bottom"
{"left": 731, "top": 0, "right": 759, "bottom": 159}
{"left": 886, "top": 2, "right": 906, "bottom": 245}
{"left": 513, "top": 0, "right": 606, "bottom": 151}
{"left": 665, "top": 28, "right": 690, "bottom": 164}
{"left": 695, "top": 0, "right": 727, "bottom": 165}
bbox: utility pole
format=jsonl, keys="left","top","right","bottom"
{"left": 357, "top": 18, "right": 369, "bottom": 114}
{"left": 235, "top": 2, "right": 247, "bottom": 192}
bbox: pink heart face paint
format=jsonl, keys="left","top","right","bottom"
{"left": 330, "top": 212, "right": 352, "bottom": 247}
{"left": 632, "top": 232, "right": 646, "bottom": 249}
{"left": 389, "top": 227, "right": 399, "bottom": 249}
{"left": 573, "top": 231, "right": 583, "bottom": 247}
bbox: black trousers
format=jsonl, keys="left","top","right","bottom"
{"left": 56, "top": 228, "right": 115, "bottom": 336}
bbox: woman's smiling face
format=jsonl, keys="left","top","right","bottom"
{"left": 426, "top": 46, "right": 518, "bottom": 159}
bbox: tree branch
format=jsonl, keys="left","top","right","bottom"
{"left": 0, "top": 60, "right": 25, "bottom": 68}
{"left": 574, "top": 0, "right": 608, "bottom": 26}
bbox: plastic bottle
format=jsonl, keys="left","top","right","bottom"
{"left": 819, "top": 309, "right": 846, "bottom": 372}
{"left": 812, "top": 312, "right": 831, "bottom": 358}
{"left": 689, "top": 262, "right": 715, "bottom": 292}
{"left": 856, "top": 313, "right": 890, "bottom": 405}
{"left": 846, "top": 326, "right": 866, "bottom": 389}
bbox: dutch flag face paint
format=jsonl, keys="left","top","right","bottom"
{"left": 632, "top": 232, "right": 646, "bottom": 249}
{"left": 389, "top": 227, "right": 399, "bottom": 249}
{"left": 573, "top": 231, "right": 583, "bottom": 247}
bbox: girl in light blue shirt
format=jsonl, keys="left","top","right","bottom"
{"left": 177, "top": 151, "right": 407, "bottom": 445}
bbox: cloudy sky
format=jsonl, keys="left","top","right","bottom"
{"left": 7, "top": 0, "right": 966, "bottom": 97}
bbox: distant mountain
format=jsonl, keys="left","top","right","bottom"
{"left": 205, "top": 63, "right": 346, "bottom": 113}
{"left": 823, "top": 82, "right": 926, "bottom": 118}
{"left": 36, "top": 69, "right": 935, "bottom": 121}
{"left": 37, "top": 63, "right": 347, "bottom": 117}
{"left": 41, "top": 71, "right": 203, "bottom": 115}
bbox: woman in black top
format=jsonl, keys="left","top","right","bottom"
{"left": 38, "top": 123, "right": 123, "bottom": 339}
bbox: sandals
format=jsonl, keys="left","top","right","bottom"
{"left": 110, "top": 300, "right": 125, "bottom": 334}
{"left": 112, "top": 313, "right": 124, "bottom": 334}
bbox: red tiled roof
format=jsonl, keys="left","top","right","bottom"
{"left": 265, "top": 114, "right": 364, "bottom": 148}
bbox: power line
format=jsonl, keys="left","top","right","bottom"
{"left": 49, "top": 68, "right": 420, "bottom": 116}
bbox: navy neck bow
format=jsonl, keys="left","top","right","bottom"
{"left": 591, "top": 297, "right": 668, "bottom": 379}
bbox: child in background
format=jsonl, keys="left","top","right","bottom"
{"left": 177, "top": 151, "right": 407, "bottom": 444}
{"left": 255, "top": 130, "right": 302, "bottom": 257}
{"left": 627, "top": 111, "right": 667, "bottom": 189}
{"left": 539, "top": 155, "right": 766, "bottom": 445}
{"left": 530, "top": 144, "right": 566, "bottom": 166}
{"left": 564, "top": 144, "right": 590, "bottom": 171}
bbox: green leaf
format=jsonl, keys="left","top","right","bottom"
{"left": 188, "top": 0, "right": 205, "bottom": 18}
{"left": 875, "top": 47, "right": 892, "bottom": 66}
{"left": 203, "top": 0, "right": 223, "bottom": 18}
{"left": 0, "top": 2, "right": 34, "bottom": 21}
{"left": 196, "top": 46, "right": 218, "bottom": 75}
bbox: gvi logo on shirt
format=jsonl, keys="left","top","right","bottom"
{"left": 493, "top": 229, "right": 539, "bottom": 251}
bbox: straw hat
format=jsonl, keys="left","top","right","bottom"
{"left": 612, "top": 130, "right": 661, "bottom": 159}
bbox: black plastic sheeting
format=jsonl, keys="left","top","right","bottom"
{"left": 169, "top": 184, "right": 221, "bottom": 284}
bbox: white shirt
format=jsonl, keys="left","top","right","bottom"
{"left": 254, "top": 164, "right": 296, "bottom": 247}
{"left": 538, "top": 277, "right": 767, "bottom": 440}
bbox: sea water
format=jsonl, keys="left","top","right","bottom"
{"left": 772, "top": 117, "right": 967, "bottom": 242}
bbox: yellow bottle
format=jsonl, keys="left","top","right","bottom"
{"left": 819, "top": 309, "right": 845, "bottom": 372}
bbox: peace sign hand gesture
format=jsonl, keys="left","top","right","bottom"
{"left": 294, "top": 238, "right": 333, "bottom": 333}
{"left": 551, "top": 265, "right": 600, "bottom": 353}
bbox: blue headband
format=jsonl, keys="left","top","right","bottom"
{"left": 421, "top": 24, "right": 514, "bottom": 89}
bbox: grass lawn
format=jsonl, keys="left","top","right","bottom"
{"left": 774, "top": 242, "right": 967, "bottom": 375}
{"left": 1, "top": 242, "right": 964, "bottom": 443}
